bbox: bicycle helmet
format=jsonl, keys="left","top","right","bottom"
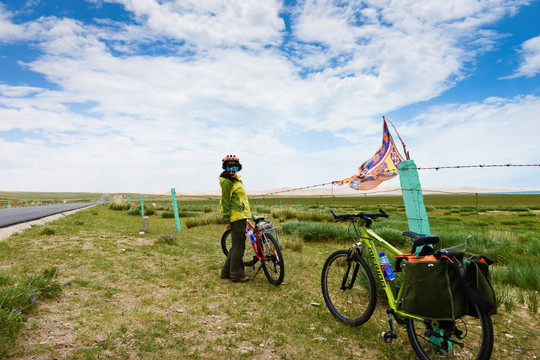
{"left": 222, "top": 154, "right": 242, "bottom": 172}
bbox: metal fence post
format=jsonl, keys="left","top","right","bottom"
{"left": 171, "top": 188, "right": 181, "bottom": 232}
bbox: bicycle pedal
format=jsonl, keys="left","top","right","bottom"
{"left": 381, "top": 331, "right": 396, "bottom": 343}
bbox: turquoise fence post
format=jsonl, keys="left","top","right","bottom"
{"left": 25, "top": 200, "right": 28, "bottom": 207}
{"left": 171, "top": 188, "right": 182, "bottom": 233}
{"left": 140, "top": 194, "right": 145, "bottom": 217}
{"left": 398, "top": 160, "right": 431, "bottom": 235}
{"left": 7, "top": 200, "right": 9, "bottom": 208}
{"left": 128, "top": 193, "right": 131, "bottom": 203}
{"left": 297, "top": 200, "right": 300, "bottom": 209}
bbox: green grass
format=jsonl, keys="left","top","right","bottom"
{"left": 0, "top": 194, "right": 539, "bottom": 359}
{"left": 0, "top": 267, "right": 63, "bottom": 358}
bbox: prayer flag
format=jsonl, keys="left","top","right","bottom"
{"left": 335, "top": 119, "right": 405, "bottom": 190}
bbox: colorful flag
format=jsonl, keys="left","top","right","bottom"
{"left": 334, "top": 119, "right": 405, "bottom": 190}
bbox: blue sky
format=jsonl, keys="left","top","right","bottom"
{"left": 0, "top": 0, "right": 539, "bottom": 193}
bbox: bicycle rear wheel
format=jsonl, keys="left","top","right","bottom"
{"left": 260, "top": 233, "right": 284, "bottom": 285}
{"left": 321, "top": 249, "right": 377, "bottom": 326}
{"left": 406, "top": 303, "right": 493, "bottom": 359}
{"left": 221, "top": 228, "right": 258, "bottom": 267}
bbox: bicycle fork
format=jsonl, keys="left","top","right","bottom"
{"left": 341, "top": 249, "right": 398, "bottom": 344}
{"left": 247, "top": 236, "right": 273, "bottom": 281}
{"left": 340, "top": 252, "right": 360, "bottom": 290}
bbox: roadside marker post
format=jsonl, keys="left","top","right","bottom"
{"left": 142, "top": 216, "right": 149, "bottom": 232}
{"left": 140, "top": 194, "right": 145, "bottom": 217}
{"left": 171, "top": 188, "right": 182, "bottom": 233}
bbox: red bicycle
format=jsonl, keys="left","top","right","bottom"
{"left": 221, "top": 215, "right": 284, "bottom": 285}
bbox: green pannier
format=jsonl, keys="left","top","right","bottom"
{"left": 400, "top": 244, "right": 497, "bottom": 320}
{"left": 401, "top": 258, "right": 467, "bottom": 321}
{"left": 464, "top": 253, "right": 497, "bottom": 316}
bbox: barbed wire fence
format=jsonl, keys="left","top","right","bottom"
{"left": 251, "top": 163, "right": 539, "bottom": 197}
{"left": 241, "top": 163, "right": 540, "bottom": 252}
{"left": 2, "top": 163, "right": 538, "bottom": 243}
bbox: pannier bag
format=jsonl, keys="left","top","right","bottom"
{"left": 399, "top": 243, "right": 497, "bottom": 320}
{"left": 463, "top": 253, "right": 497, "bottom": 316}
{"left": 400, "top": 256, "right": 467, "bottom": 320}
{"left": 442, "top": 242, "right": 497, "bottom": 316}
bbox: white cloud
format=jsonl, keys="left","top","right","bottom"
{"left": 107, "top": 0, "right": 285, "bottom": 48}
{"left": 505, "top": 35, "right": 540, "bottom": 79}
{"left": 0, "top": 3, "right": 25, "bottom": 40}
{"left": 401, "top": 95, "right": 540, "bottom": 189}
{"left": 0, "top": 0, "right": 538, "bottom": 192}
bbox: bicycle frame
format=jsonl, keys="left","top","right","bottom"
{"left": 246, "top": 219, "right": 275, "bottom": 263}
{"left": 356, "top": 226, "right": 423, "bottom": 321}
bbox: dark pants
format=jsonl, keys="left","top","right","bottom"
{"left": 221, "top": 219, "right": 247, "bottom": 279}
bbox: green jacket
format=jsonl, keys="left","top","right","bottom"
{"left": 220, "top": 175, "right": 251, "bottom": 223}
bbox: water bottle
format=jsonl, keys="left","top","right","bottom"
{"left": 379, "top": 252, "right": 396, "bottom": 281}
{"left": 247, "top": 228, "right": 257, "bottom": 244}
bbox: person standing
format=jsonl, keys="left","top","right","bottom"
{"left": 219, "top": 155, "right": 251, "bottom": 283}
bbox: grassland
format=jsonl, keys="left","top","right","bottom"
{"left": 0, "top": 192, "right": 101, "bottom": 208}
{"left": 0, "top": 193, "right": 538, "bottom": 359}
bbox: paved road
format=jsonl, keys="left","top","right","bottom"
{"left": 0, "top": 203, "right": 97, "bottom": 228}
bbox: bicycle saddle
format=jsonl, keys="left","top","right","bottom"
{"left": 402, "top": 231, "right": 440, "bottom": 246}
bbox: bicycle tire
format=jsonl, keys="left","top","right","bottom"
{"left": 321, "top": 249, "right": 377, "bottom": 326}
{"left": 220, "top": 228, "right": 258, "bottom": 267}
{"left": 406, "top": 303, "right": 493, "bottom": 360}
{"left": 260, "top": 233, "right": 284, "bottom": 285}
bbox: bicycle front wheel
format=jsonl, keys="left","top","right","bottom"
{"left": 260, "top": 233, "right": 284, "bottom": 285}
{"left": 221, "top": 229, "right": 258, "bottom": 267}
{"left": 321, "top": 249, "right": 377, "bottom": 326}
{"left": 406, "top": 303, "right": 493, "bottom": 360}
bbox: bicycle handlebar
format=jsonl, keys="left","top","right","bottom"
{"left": 330, "top": 208, "right": 389, "bottom": 226}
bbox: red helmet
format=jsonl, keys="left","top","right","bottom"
{"left": 222, "top": 154, "right": 242, "bottom": 171}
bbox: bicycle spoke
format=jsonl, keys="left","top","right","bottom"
{"left": 260, "top": 233, "right": 284, "bottom": 285}
{"left": 321, "top": 249, "right": 376, "bottom": 326}
{"left": 406, "top": 304, "right": 493, "bottom": 359}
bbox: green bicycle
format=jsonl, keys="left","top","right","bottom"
{"left": 321, "top": 209, "right": 493, "bottom": 360}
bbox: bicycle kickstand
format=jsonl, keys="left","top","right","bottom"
{"left": 250, "top": 263, "right": 263, "bottom": 280}
{"left": 381, "top": 309, "right": 398, "bottom": 343}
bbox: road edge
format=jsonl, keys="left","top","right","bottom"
{"left": 0, "top": 204, "right": 98, "bottom": 241}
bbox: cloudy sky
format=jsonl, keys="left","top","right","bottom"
{"left": 0, "top": 0, "right": 539, "bottom": 193}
